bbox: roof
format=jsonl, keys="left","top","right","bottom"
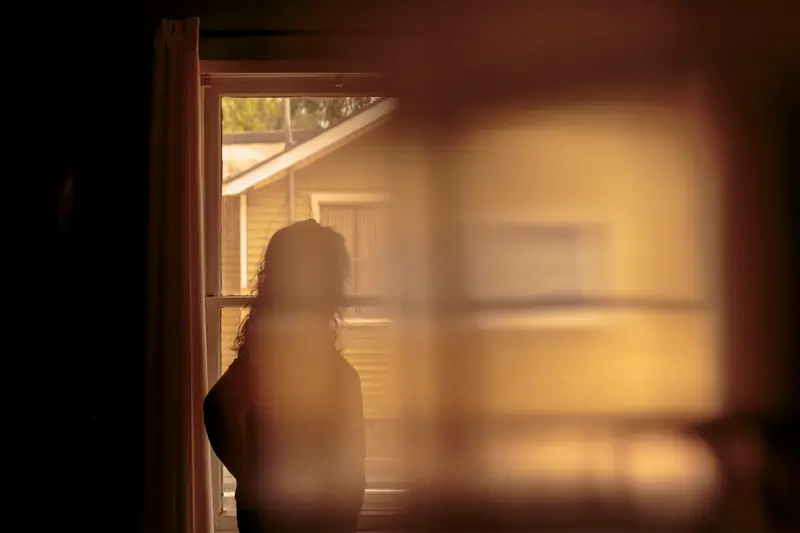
{"left": 222, "top": 97, "right": 398, "bottom": 196}
{"left": 221, "top": 129, "right": 321, "bottom": 182}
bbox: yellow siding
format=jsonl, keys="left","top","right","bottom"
{"left": 220, "top": 307, "right": 244, "bottom": 372}
{"left": 220, "top": 196, "right": 243, "bottom": 373}
{"left": 245, "top": 183, "right": 290, "bottom": 288}
{"left": 340, "top": 325, "right": 398, "bottom": 419}
{"left": 221, "top": 196, "right": 241, "bottom": 295}
{"left": 293, "top": 126, "right": 395, "bottom": 220}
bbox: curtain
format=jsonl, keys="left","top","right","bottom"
{"left": 144, "top": 18, "right": 213, "bottom": 533}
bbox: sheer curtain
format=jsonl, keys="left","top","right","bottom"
{"left": 144, "top": 18, "right": 213, "bottom": 533}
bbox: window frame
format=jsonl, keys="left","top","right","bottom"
{"left": 202, "top": 65, "right": 404, "bottom": 532}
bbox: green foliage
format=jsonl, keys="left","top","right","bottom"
{"left": 221, "top": 98, "right": 283, "bottom": 133}
{"left": 221, "top": 97, "right": 380, "bottom": 134}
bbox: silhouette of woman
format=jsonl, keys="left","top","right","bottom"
{"left": 204, "top": 219, "right": 366, "bottom": 533}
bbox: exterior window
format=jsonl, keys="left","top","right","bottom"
{"left": 313, "top": 194, "right": 390, "bottom": 319}
{"left": 204, "top": 85, "right": 402, "bottom": 532}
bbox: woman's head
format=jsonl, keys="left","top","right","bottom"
{"left": 235, "top": 219, "right": 350, "bottom": 357}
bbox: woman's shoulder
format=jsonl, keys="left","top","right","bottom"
{"left": 208, "top": 357, "right": 247, "bottom": 397}
{"left": 335, "top": 353, "right": 362, "bottom": 387}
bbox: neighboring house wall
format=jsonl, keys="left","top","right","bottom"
{"left": 220, "top": 196, "right": 242, "bottom": 373}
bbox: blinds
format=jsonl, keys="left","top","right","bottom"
{"left": 321, "top": 204, "right": 395, "bottom": 421}
{"left": 319, "top": 203, "right": 387, "bottom": 296}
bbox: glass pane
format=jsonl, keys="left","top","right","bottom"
{"left": 217, "top": 306, "right": 404, "bottom": 514}
{"left": 220, "top": 96, "right": 395, "bottom": 295}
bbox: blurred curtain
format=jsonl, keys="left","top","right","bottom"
{"left": 144, "top": 18, "right": 213, "bottom": 533}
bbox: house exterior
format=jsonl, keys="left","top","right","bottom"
{"left": 218, "top": 94, "right": 721, "bottom": 514}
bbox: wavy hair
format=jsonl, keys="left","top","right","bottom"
{"left": 234, "top": 219, "right": 350, "bottom": 360}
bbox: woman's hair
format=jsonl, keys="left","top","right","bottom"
{"left": 234, "top": 219, "right": 350, "bottom": 359}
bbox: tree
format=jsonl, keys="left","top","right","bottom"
{"left": 221, "top": 97, "right": 380, "bottom": 134}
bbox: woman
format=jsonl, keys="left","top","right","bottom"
{"left": 204, "top": 219, "right": 366, "bottom": 533}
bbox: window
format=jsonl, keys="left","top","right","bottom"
{"left": 312, "top": 193, "right": 391, "bottom": 319}
{"left": 203, "top": 73, "right": 404, "bottom": 531}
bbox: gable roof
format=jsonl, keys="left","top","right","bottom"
{"left": 222, "top": 98, "right": 398, "bottom": 196}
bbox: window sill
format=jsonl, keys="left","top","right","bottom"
{"left": 216, "top": 489, "right": 410, "bottom": 532}
{"left": 216, "top": 509, "right": 409, "bottom": 532}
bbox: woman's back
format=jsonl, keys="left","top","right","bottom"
{"left": 236, "top": 350, "right": 366, "bottom": 532}
{"left": 203, "top": 220, "right": 366, "bottom": 533}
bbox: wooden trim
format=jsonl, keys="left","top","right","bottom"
{"left": 310, "top": 192, "right": 391, "bottom": 222}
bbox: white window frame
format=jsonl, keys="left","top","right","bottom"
{"left": 310, "top": 192, "right": 390, "bottom": 222}
{"left": 202, "top": 65, "right": 404, "bottom": 532}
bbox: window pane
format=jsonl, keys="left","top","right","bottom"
{"left": 217, "top": 306, "right": 404, "bottom": 514}
{"left": 219, "top": 96, "right": 391, "bottom": 295}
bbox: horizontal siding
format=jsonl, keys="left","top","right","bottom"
{"left": 221, "top": 196, "right": 241, "bottom": 295}
{"left": 340, "top": 325, "right": 398, "bottom": 420}
{"left": 246, "top": 183, "right": 289, "bottom": 289}
{"left": 294, "top": 124, "right": 395, "bottom": 220}
{"left": 220, "top": 307, "right": 244, "bottom": 373}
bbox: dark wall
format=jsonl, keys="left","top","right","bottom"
{"left": 51, "top": 20, "right": 153, "bottom": 533}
